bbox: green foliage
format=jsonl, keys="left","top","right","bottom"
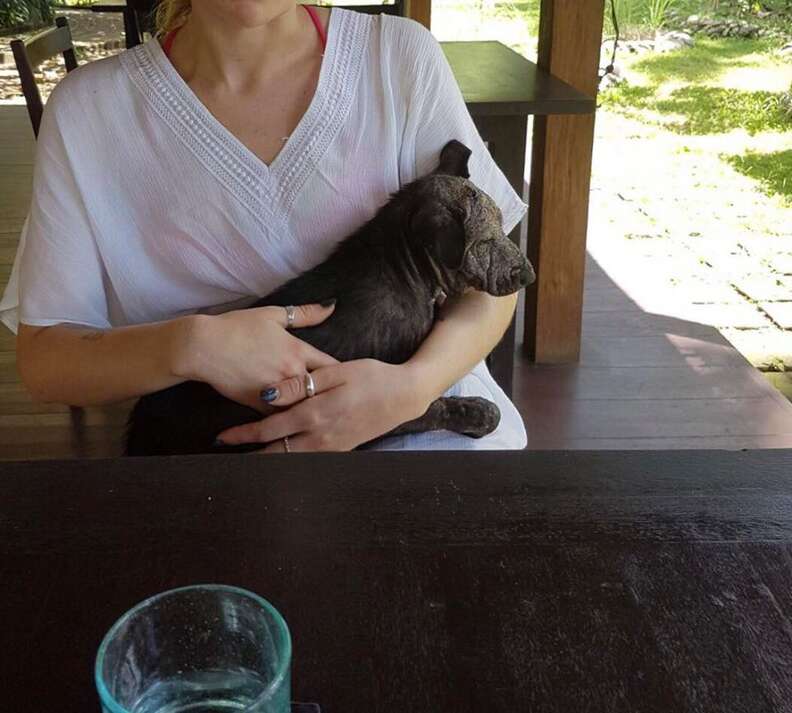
{"left": 603, "top": 0, "right": 792, "bottom": 36}
{"left": 604, "top": 0, "right": 703, "bottom": 36}
{"left": 0, "top": 0, "right": 52, "bottom": 30}
{"left": 646, "top": 0, "right": 677, "bottom": 31}
{"left": 604, "top": 0, "right": 641, "bottom": 37}
{"left": 725, "top": 149, "right": 792, "bottom": 203}
{"left": 780, "top": 83, "right": 792, "bottom": 121}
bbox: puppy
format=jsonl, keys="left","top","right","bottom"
{"left": 125, "top": 140, "right": 535, "bottom": 455}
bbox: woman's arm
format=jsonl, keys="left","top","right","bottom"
{"left": 16, "top": 303, "right": 337, "bottom": 409}
{"left": 16, "top": 317, "right": 198, "bottom": 407}
{"left": 213, "top": 291, "right": 517, "bottom": 451}
{"left": 405, "top": 290, "right": 517, "bottom": 404}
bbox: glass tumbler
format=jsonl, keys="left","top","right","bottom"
{"left": 95, "top": 584, "right": 291, "bottom": 713}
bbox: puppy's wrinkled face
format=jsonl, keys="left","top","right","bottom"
{"left": 409, "top": 174, "right": 536, "bottom": 297}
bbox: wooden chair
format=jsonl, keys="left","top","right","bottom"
{"left": 11, "top": 17, "right": 87, "bottom": 454}
{"left": 11, "top": 16, "right": 78, "bottom": 138}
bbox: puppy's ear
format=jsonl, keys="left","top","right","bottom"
{"left": 433, "top": 140, "right": 471, "bottom": 179}
{"left": 410, "top": 204, "right": 466, "bottom": 269}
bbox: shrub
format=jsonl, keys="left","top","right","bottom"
{"left": 646, "top": 0, "right": 677, "bottom": 31}
{"left": 0, "top": 0, "right": 53, "bottom": 31}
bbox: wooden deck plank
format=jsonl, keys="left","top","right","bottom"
{"left": 514, "top": 364, "right": 779, "bottom": 401}
{"left": 581, "top": 311, "right": 726, "bottom": 338}
{"left": 583, "top": 288, "right": 644, "bottom": 313}
{"left": 579, "top": 333, "right": 750, "bottom": 368}
{"left": 526, "top": 435, "right": 792, "bottom": 450}
{"left": 519, "top": 395, "right": 792, "bottom": 442}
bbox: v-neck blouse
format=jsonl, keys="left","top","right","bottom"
{"left": 4, "top": 7, "right": 528, "bottom": 330}
{"left": 0, "top": 9, "right": 529, "bottom": 449}
{"left": 4, "top": 7, "right": 527, "bottom": 332}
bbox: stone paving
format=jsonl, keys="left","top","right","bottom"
{"left": 587, "top": 108, "right": 792, "bottom": 389}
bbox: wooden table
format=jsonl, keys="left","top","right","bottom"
{"left": 442, "top": 41, "right": 595, "bottom": 395}
{"left": 3, "top": 450, "right": 792, "bottom": 712}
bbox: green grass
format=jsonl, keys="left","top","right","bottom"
{"left": 603, "top": 84, "right": 792, "bottom": 134}
{"left": 599, "top": 33, "right": 792, "bottom": 205}
{"left": 630, "top": 37, "right": 777, "bottom": 83}
{"left": 600, "top": 38, "right": 792, "bottom": 135}
{"left": 725, "top": 149, "right": 792, "bottom": 204}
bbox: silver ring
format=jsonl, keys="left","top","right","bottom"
{"left": 304, "top": 372, "right": 316, "bottom": 398}
{"left": 282, "top": 436, "right": 291, "bottom": 453}
{"left": 284, "top": 305, "right": 296, "bottom": 329}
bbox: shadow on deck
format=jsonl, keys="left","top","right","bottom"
{"left": 513, "top": 253, "right": 792, "bottom": 449}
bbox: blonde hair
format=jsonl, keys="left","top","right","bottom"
{"left": 154, "top": 0, "right": 191, "bottom": 37}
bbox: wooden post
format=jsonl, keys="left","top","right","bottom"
{"left": 523, "top": 0, "right": 604, "bottom": 363}
{"left": 404, "top": 0, "right": 431, "bottom": 29}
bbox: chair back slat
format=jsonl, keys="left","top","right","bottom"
{"left": 19, "top": 17, "right": 75, "bottom": 70}
{"left": 10, "top": 17, "right": 78, "bottom": 137}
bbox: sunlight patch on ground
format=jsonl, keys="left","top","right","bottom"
{"left": 718, "top": 64, "right": 792, "bottom": 92}
{"left": 588, "top": 107, "right": 792, "bottom": 367}
{"left": 655, "top": 81, "right": 687, "bottom": 98}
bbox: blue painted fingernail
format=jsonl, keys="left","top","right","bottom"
{"left": 261, "top": 387, "right": 279, "bottom": 402}
{"left": 320, "top": 298, "right": 337, "bottom": 307}
{"left": 213, "top": 438, "right": 225, "bottom": 447}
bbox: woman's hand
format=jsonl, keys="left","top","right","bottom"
{"left": 176, "top": 303, "right": 338, "bottom": 412}
{"left": 213, "top": 359, "right": 432, "bottom": 452}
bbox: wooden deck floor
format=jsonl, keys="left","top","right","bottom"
{"left": 2, "top": 103, "right": 792, "bottom": 459}
{"left": 514, "top": 256, "right": 792, "bottom": 449}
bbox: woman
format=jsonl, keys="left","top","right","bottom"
{"left": 0, "top": 0, "right": 528, "bottom": 452}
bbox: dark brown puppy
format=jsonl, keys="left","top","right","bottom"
{"left": 125, "top": 140, "right": 535, "bottom": 455}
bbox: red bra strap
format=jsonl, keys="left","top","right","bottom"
{"left": 303, "top": 5, "right": 327, "bottom": 51}
{"left": 162, "top": 6, "right": 325, "bottom": 60}
{"left": 162, "top": 28, "right": 179, "bottom": 59}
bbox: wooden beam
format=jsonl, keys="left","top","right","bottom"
{"left": 524, "top": 0, "right": 604, "bottom": 363}
{"left": 404, "top": 0, "right": 431, "bottom": 29}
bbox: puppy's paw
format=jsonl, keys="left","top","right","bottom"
{"left": 445, "top": 396, "right": 501, "bottom": 438}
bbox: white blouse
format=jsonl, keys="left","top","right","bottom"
{"left": 0, "top": 9, "right": 529, "bottom": 450}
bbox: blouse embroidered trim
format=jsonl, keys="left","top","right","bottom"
{"left": 119, "top": 9, "right": 370, "bottom": 223}
{"left": 120, "top": 44, "right": 277, "bottom": 232}
{"left": 274, "top": 9, "right": 370, "bottom": 212}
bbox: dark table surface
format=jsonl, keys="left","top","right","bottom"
{"left": 441, "top": 41, "right": 595, "bottom": 116}
{"left": 3, "top": 450, "right": 792, "bottom": 713}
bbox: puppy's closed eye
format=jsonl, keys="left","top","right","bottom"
{"left": 411, "top": 205, "right": 466, "bottom": 269}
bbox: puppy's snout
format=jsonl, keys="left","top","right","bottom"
{"left": 513, "top": 261, "right": 535, "bottom": 287}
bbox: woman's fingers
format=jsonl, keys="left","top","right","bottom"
{"left": 216, "top": 407, "right": 309, "bottom": 445}
{"left": 299, "top": 341, "right": 338, "bottom": 370}
{"left": 261, "top": 365, "right": 346, "bottom": 407}
{"left": 253, "top": 300, "right": 337, "bottom": 329}
{"left": 254, "top": 434, "right": 311, "bottom": 454}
